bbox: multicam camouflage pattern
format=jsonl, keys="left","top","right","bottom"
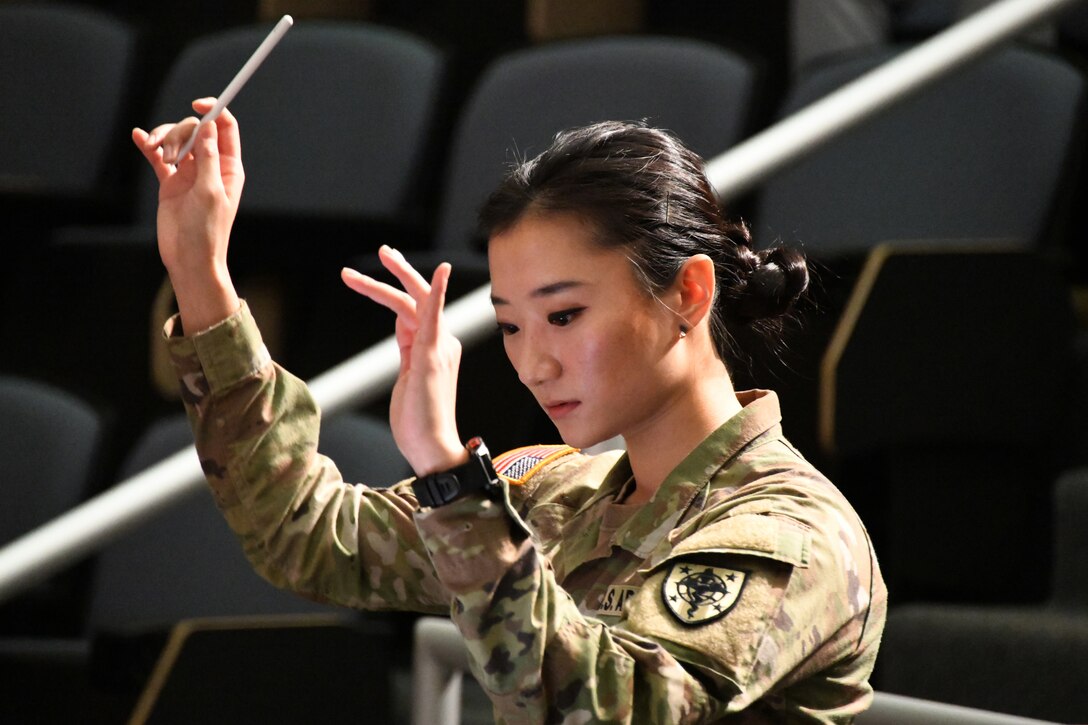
{"left": 166, "top": 302, "right": 887, "bottom": 724}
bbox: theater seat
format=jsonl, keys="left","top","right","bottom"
{"left": 0, "top": 376, "right": 105, "bottom": 636}
{"left": 820, "top": 245, "right": 1075, "bottom": 603}
{"left": 876, "top": 471, "right": 1088, "bottom": 722}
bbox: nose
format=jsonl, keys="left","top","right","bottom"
{"left": 510, "top": 334, "right": 561, "bottom": 388}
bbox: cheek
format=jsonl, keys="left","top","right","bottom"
{"left": 573, "top": 326, "right": 644, "bottom": 380}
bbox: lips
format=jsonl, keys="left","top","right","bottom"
{"left": 543, "top": 401, "right": 580, "bottom": 419}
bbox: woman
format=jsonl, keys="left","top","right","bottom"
{"left": 134, "top": 100, "right": 885, "bottom": 723}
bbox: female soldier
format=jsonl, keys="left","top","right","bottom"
{"left": 133, "top": 100, "right": 885, "bottom": 723}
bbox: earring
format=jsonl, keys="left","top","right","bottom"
{"left": 679, "top": 325, "right": 688, "bottom": 339}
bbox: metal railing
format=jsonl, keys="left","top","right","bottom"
{"left": 704, "top": 0, "right": 1079, "bottom": 200}
{"left": 0, "top": 0, "right": 1082, "bottom": 603}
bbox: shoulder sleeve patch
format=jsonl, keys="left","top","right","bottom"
{"left": 493, "top": 445, "right": 578, "bottom": 485}
{"left": 662, "top": 563, "right": 749, "bottom": 626}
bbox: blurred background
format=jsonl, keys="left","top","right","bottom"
{"left": 1, "top": 0, "right": 1087, "bottom": 722}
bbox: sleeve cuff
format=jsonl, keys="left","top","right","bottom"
{"left": 163, "top": 300, "right": 272, "bottom": 394}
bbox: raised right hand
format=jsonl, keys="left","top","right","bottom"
{"left": 132, "top": 97, "right": 243, "bottom": 333}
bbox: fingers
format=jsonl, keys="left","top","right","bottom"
{"left": 342, "top": 245, "right": 434, "bottom": 312}
{"left": 416, "top": 263, "right": 452, "bottom": 345}
{"left": 132, "top": 127, "right": 172, "bottom": 182}
{"left": 379, "top": 246, "right": 431, "bottom": 301}
{"left": 184, "top": 97, "right": 243, "bottom": 168}
{"left": 146, "top": 117, "right": 200, "bottom": 165}
{"left": 208, "top": 104, "right": 242, "bottom": 162}
{"left": 136, "top": 97, "right": 235, "bottom": 169}
{"left": 341, "top": 257, "right": 454, "bottom": 336}
{"left": 341, "top": 267, "right": 419, "bottom": 323}
{"left": 191, "top": 117, "right": 224, "bottom": 191}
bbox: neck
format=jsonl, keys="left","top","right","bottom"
{"left": 621, "top": 360, "right": 741, "bottom": 506}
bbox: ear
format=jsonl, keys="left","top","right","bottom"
{"left": 670, "top": 254, "right": 716, "bottom": 331}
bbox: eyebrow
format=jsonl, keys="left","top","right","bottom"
{"left": 491, "top": 280, "right": 587, "bottom": 306}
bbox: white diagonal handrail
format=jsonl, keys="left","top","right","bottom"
{"left": 705, "top": 0, "right": 1080, "bottom": 199}
{"left": 0, "top": 0, "right": 1082, "bottom": 603}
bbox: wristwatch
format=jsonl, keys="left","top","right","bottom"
{"left": 412, "top": 436, "right": 503, "bottom": 508}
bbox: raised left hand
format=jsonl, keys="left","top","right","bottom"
{"left": 341, "top": 246, "right": 467, "bottom": 476}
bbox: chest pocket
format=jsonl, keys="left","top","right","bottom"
{"left": 639, "top": 512, "right": 811, "bottom": 577}
{"left": 623, "top": 513, "right": 814, "bottom": 678}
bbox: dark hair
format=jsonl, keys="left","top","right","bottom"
{"left": 478, "top": 120, "right": 809, "bottom": 368}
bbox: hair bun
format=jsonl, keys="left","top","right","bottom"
{"left": 734, "top": 245, "right": 809, "bottom": 322}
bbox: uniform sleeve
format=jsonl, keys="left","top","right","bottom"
{"left": 414, "top": 493, "right": 876, "bottom": 723}
{"left": 414, "top": 492, "right": 722, "bottom": 724}
{"left": 164, "top": 302, "right": 449, "bottom": 614}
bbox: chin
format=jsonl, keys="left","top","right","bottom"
{"left": 549, "top": 422, "right": 584, "bottom": 448}
{"left": 553, "top": 423, "right": 616, "bottom": 451}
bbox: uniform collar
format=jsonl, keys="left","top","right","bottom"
{"left": 551, "top": 390, "right": 783, "bottom": 577}
{"left": 610, "top": 389, "right": 783, "bottom": 558}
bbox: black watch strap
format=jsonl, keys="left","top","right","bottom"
{"left": 412, "top": 437, "right": 502, "bottom": 508}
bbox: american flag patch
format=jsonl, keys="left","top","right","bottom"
{"left": 493, "top": 445, "right": 577, "bottom": 484}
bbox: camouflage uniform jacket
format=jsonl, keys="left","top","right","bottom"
{"left": 166, "top": 302, "right": 887, "bottom": 724}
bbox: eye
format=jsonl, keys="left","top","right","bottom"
{"left": 496, "top": 322, "right": 519, "bottom": 336}
{"left": 548, "top": 307, "right": 585, "bottom": 327}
